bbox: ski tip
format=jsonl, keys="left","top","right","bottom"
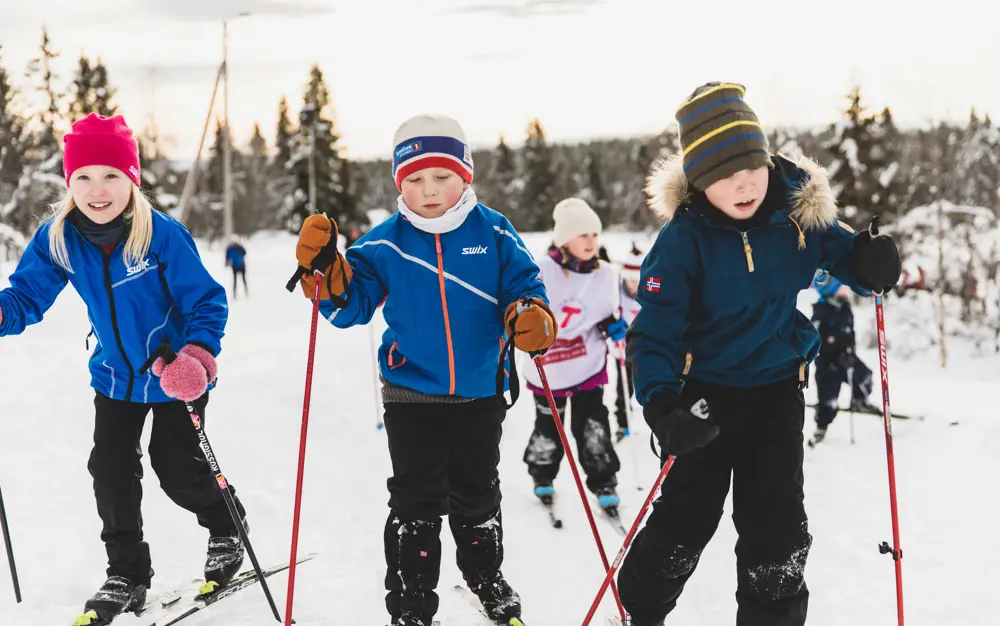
{"left": 73, "top": 610, "right": 101, "bottom": 626}
{"left": 510, "top": 619, "right": 526, "bottom": 626}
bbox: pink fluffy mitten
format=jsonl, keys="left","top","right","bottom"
{"left": 152, "top": 344, "right": 218, "bottom": 402}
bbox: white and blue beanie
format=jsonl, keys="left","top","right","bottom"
{"left": 392, "top": 114, "right": 474, "bottom": 190}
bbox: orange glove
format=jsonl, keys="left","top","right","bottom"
{"left": 296, "top": 214, "right": 353, "bottom": 301}
{"left": 504, "top": 297, "right": 557, "bottom": 353}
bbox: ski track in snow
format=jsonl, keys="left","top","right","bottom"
{"left": 0, "top": 230, "right": 997, "bottom": 625}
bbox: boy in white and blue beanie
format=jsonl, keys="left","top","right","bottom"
{"left": 293, "top": 113, "right": 553, "bottom": 626}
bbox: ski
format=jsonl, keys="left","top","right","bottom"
{"left": 71, "top": 583, "right": 191, "bottom": 626}
{"left": 145, "top": 553, "right": 317, "bottom": 625}
{"left": 452, "top": 584, "right": 526, "bottom": 626}
{"left": 537, "top": 495, "right": 563, "bottom": 529}
{"left": 806, "top": 403, "right": 921, "bottom": 421}
{"left": 601, "top": 507, "right": 627, "bottom": 536}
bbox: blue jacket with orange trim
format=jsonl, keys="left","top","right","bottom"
{"left": 626, "top": 154, "right": 870, "bottom": 404}
{"left": 320, "top": 203, "right": 547, "bottom": 399}
{"left": 0, "top": 210, "right": 227, "bottom": 403}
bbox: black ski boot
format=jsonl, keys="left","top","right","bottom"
{"left": 75, "top": 575, "right": 147, "bottom": 625}
{"left": 389, "top": 612, "right": 435, "bottom": 626}
{"left": 452, "top": 509, "right": 523, "bottom": 625}
{"left": 204, "top": 519, "right": 248, "bottom": 588}
{"left": 532, "top": 479, "right": 555, "bottom": 505}
{"left": 811, "top": 426, "right": 828, "bottom": 444}
{"left": 623, "top": 618, "right": 665, "bottom": 626}
{"left": 850, "top": 396, "right": 880, "bottom": 414}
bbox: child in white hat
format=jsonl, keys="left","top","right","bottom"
{"left": 522, "top": 197, "right": 625, "bottom": 517}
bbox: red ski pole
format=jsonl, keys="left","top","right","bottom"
{"left": 874, "top": 291, "right": 905, "bottom": 625}
{"left": 285, "top": 270, "right": 323, "bottom": 626}
{"left": 581, "top": 455, "right": 676, "bottom": 626}
{"left": 532, "top": 357, "right": 626, "bottom": 623}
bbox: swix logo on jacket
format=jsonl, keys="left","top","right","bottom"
{"left": 320, "top": 204, "right": 546, "bottom": 399}
{"left": 0, "top": 211, "right": 227, "bottom": 403}
{"left": 126, "top": 258, "right": 151, "bottom": 276}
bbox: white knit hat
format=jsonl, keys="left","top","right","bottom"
{"left": 392, "top": 114, "right": 473, "bottom": 190}
{"left": 552, "top": 198, "right": 602, "bottom": 247}
{"left": 621, "top": 246, "right": 646, "bottom": 282}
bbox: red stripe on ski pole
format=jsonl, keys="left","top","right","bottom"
{"left": 875, "top": 293, "right": 905, "bottom": 625}
{"left": 285, "top": 271, "right": 323, "bottom": 626}
{"left": 532, "top": 357, "right": 626, "bottom": 623}
{"left": 581, "top": 455, "right": 675, "bottom": 626}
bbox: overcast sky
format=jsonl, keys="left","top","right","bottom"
{"left": 3, "top": 0, "right": 997, "bottom": 162}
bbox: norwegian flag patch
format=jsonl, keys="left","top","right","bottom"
{"left": 646, "top": 277, "right": 661, "bottom": 293}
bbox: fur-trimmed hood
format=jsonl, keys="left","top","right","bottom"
{"left": 645, "top": 153, "right": 838, "bottom": 232}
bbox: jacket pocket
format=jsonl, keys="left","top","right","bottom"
{"left": 387, "top": 341, "right": 407, "bottom": 370}
{"left": 778, "top": 313, "right": 821, "bottom": 363}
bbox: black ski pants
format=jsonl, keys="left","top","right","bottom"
{"left": 89, "top": 392, "right": 243, "bottom": 586}
{"left": 231, "top": 266, "right": 248, "bottom": 298}
{"left": 618, "top": 377, "right": 812, "bottom": 626}
{"left": 523, "top": 387, "right": 620, "bottom": 493}
{"left": 381, "top": 398, "right": 508, "bottom": 621}
{"left": 815, "top": 353, "right": 873, "bottom": 428}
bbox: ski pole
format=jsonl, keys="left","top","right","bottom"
{"left": 581, "top": 455, "right": 676, "bottom": 626}
{"left": 849, "top": 368, "right": 856, "bottom": 445}
{"left": 285, "top": 270, "right": 324, "bottom": 625}
{"left": 368, "top": 315, "right": 384, "bottom": 430}
{"left": 139, "top": 342, "right": 283, "bottom": 622}
{"left": 532, "top": 356, "right": 627, "bottom": 623}
{"left": 0, "top": 486, "right": 21, "bottom": 603}
{"left": 870, "top": 218, "right": 905, "bottom": 626}
{"left": 616, "top": 341, "right": 643, "bottom": 491}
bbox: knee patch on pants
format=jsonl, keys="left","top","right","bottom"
{"left": 655, "top": 544, "right": 701, "bottom": 579}
{"left": 523, "top": 431, "right": 560, "bottom": 467}
{"left": 451, "top": 507, "right": 503, "bottom": 579}
{"left": 743, "top": 532, "right": 812, "bottom": 601}
{"left": 633, "top": 531, "right": 702, "bottom": 580}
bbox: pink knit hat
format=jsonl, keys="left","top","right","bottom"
{"left": 63, "top": 114, "right": 141, "bottom": 186}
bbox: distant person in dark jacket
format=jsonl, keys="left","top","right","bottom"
{"left": 810, "top": 270, "right": 878, "bottom": 444}
{"left": 224, "top": 236, "right": 248, "bottom": 298}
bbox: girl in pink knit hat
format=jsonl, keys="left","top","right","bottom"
{"left": 0, "top": 113, "right": 247, "bottom": 624}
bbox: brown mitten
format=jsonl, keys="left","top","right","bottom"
{"left": 504, "top": 297, "right": 557, "bottom": 353}
{"left": 295, "top": 214, "right": 352, "bottom": 300}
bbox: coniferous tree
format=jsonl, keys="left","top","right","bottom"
{"left": 282, "top": 65, "right": 363, "bottom": 233}
{"left": 0, "top": 44, "right": 31, "bottom": 242}
{"left": 580, "top": 151, "right": 610, "bottom": 225}
{"left": 488, "top": 135, "right": 520, "bottom": 214}
{"left": 519, "top": 118, "right": 558, "bottom": 231}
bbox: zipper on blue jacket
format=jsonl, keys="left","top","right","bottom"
{"left": 707, "top": 221, "right": 792, "bottom": 273}
{"left": 103, "top": 253, "right": 135, "bottom": 400}
{"left": 740, "top": 231, "right": 755, "bottom": 272}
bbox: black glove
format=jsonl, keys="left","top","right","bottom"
{"left": 644, "top": 392, "right": 720, "bottom": 458}
{"left": 851, "top": 229, "right": 901, "bottom": 294}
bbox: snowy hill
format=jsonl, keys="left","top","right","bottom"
{"left": 0, "top": 231, "right": 997, "bottom": 625}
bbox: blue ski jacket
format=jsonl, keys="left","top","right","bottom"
{"left": 627, "top": 154, "right": 870, "bottom": 404}
{"left": 0, "top": 210, "right": 228, "bottom": 403}
{"left": 320, "top": 203, "right": 547, "bottom": 399}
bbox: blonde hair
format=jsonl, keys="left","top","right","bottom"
{"left": 48, "top": 184, "right": 154, "bottom": 273}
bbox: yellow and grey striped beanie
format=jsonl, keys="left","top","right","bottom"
{"left": 676, "top": 82, "right": 772, "bottom": 191}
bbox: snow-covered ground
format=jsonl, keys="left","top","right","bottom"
{"left": 0, "top": 230, "right": 997, "bottom": 625}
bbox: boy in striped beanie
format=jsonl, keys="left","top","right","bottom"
{"left": 615, "top": 83, "right": 901, "bottom": 625}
